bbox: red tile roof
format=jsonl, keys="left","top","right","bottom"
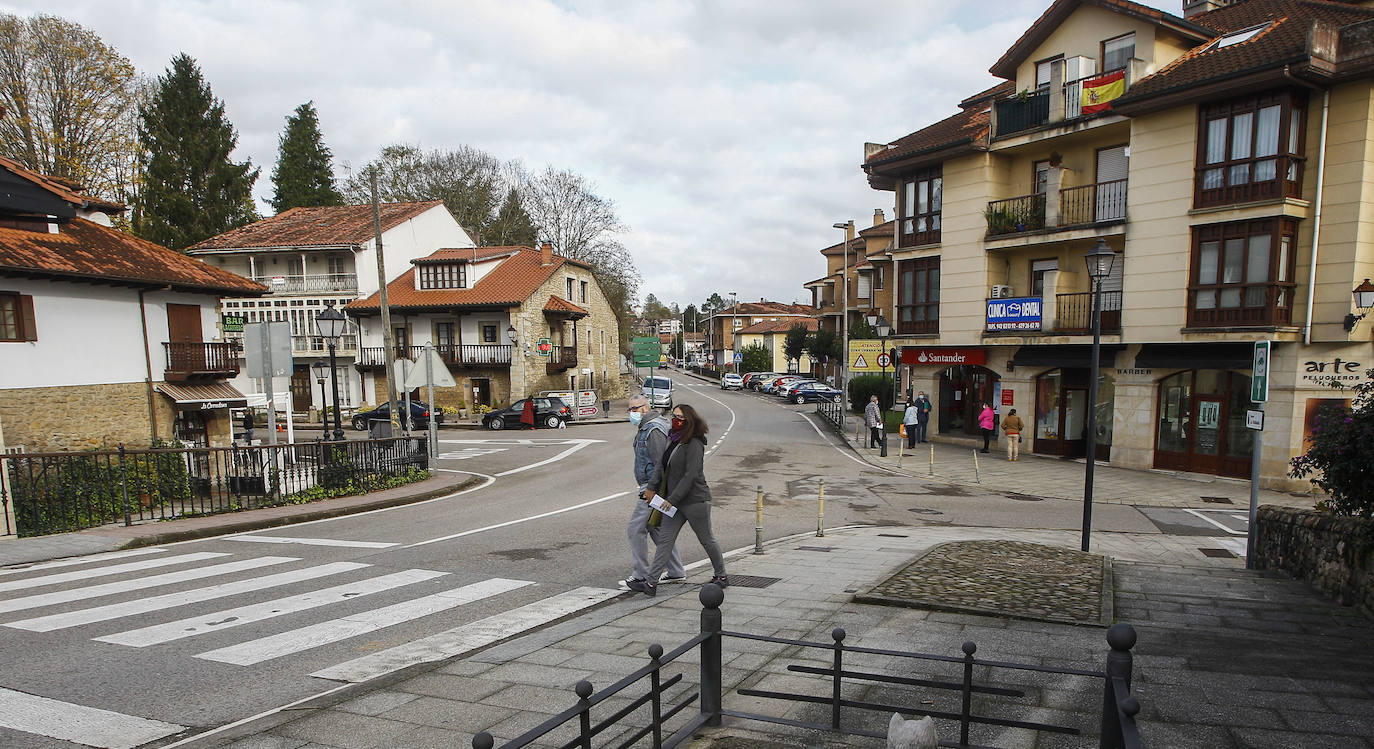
{"left": 413, "top": 247, "right": 521, "bottom": 264}
{"left": 727, "top": 301, "right": 814, "bottom": 316}
{"left": 347, "top": 246, "right": 572, "bottom": 313}
{"left": 859, "top": 220, "right": 895, "bottom": 238}
{"left": 187, "top": 201, "right": 446, "bottom": 252}
{"left": 864, "top": 86, "right": 1010, "bottom": 169}
{"left": 544, "top": 296, "right": 589, "bottom": 316}
{"left": 737, "top": 317, "right": 818, "bottom": 335}
{"left": 0, "top": 217, "right": 266, "bottom": 295}
{"left": 0, "top": 155, "right": 125, "bottom": 212}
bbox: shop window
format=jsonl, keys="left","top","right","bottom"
{"left": 1154, "top": 369, "right": 1253, "bottom": 477}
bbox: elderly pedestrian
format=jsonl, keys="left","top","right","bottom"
{"left": 622, "top": 395, "right": 685, "bottom": 590}
{"left": 864, "top": 394, "right": 884, "bottom": 449}
{"left": 913, "top": 390, "right": 932, "bottom": 443}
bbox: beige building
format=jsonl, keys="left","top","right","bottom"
{"left": 346, "top": 243, "right": 625, "bottom": 414}
{"left": 852, "top": 0, "right": 1374, "bottom": 489}
{"left": 805, "top": 212, "right": 897, "bottom": 381}
{"left": 733, "top": 317, "right": 820, "bottom": 374}
{"left": 703, "top": 300, "right": 813, "bottom": 367}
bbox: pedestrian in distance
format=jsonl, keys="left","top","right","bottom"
{"left": 621, "top": 395, "right": 685, "bottom": 591}
{"left": 1001, "top": 408, "right": 1024, "bottom": 461}
{"left": 628, "top": 403, "right": 728, "bottom": 596}
{"left": 864, "top": 394, "right": 885, "bottom": 449}
{"left": 520, "top": 397, "right": 536, "bottom": 430}
{"left": 902, "top": 399, "right": 921, "bottom": 452}
{"left": 241, "top": 409, "right": 255, "bottom": 445}
{"left": 978, "top": 402, "right": 996, "bottom": 453}
{"left": 913, "top": 390, "right": 932, "bottom": 443}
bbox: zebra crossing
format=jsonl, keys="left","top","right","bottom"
{"left": 0, "top": 546, "right": 622, "bottom": 748}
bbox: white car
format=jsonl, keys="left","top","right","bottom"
{"left": 720, "top": 373, "right": 744, "bottom": 390}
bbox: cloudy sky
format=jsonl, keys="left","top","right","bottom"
{"left": 3, "top": 0, "right": 1179, "bottom": 311}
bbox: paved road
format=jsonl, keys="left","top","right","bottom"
{"left": 0, "top": 374, "right": 1224, "bottom": 748}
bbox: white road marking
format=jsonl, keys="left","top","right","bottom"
{"left": 1212, "top": 536, "right": 1249, "bottom": 556}
{"left": 0, "top": 687, "right": 184, "bottom": 749}
{"left": 311, "top": 586, "right": 621, "bottom": 683}
{"left": 227, "top": 536, "right": 397, "bottom": 549}
{"left": 439, "top": 439, "right": 604, "bottom": 445}
{"left": 439, "top": 447, "right": 507, "bottom": 460}
{"left": 94, "top": 569, "right": 447, "bottom": 647}
{"left": 0, "top": 552, "right": 229, "bottom": 594}
{"left": 405, "top": 492, "right": 629, "bottom": 549}
{"left": 0, "top": 556, "right": 297, "bottom": 616}
{"left": 0, "top": 548, "right": 167, "bottom": 577}
{"left": 6, "top": 562, "right": 370, "bottom": 632}
{"left": 494, "top": 440, "right": 595, "bottom": 476}
{"left": 1183, "top": 508, "right": 1247, "bottom": 536}
{"left": 196, "top": 577, "right": 535, "bottom": 666}
{"left": 799, "top": 412, "right": 900, "bottom": 474}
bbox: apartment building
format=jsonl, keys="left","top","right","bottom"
{"left": 853, "top": 0, "right": 1374, "bottom": 488}
{"left": 732, "top": 317, "right": 820, "bottom": 374}
{"left": 703, "top": 300, "right": 813, "bottom": 367}
{"left": 805, "top": 211, "right": 897, "bottom": 381}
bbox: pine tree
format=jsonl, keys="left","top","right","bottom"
{"left": 134, "top": 53, "right": 258, "bottom": 250}
{"left": 270, "top": 101, "right": 341, "bottom": 213}
{"left": 486, "top": 188, "right": 536, "bottom": 246}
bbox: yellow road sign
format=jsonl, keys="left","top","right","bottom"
{"left": 848, "top": 340, "right": 883, "bottom": 372}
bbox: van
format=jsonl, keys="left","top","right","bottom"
{"left": 641, "top": 376, "right": 673, "bottom": 410}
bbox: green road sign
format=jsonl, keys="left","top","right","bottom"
{"left": 1251, "top": 340, "right": 1270, "bottom": 403}
{"left": 632, "top": 336, "right": 660, "bottom": 366}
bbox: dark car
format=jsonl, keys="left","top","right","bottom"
{"left": 788, "top": 382, "right": 843, "bottom": 404}
{"left": 483, "top": 397, "right": 571, "bottom": 430}
{"left": 352, "top": 400, "right": 444, "bottom": 431}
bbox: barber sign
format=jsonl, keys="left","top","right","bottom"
{"left": 985, "top": 297, "right": 1042, "bottom": 331}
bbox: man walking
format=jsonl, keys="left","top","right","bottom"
{"left": 623, "top": 395, "right": 685, "bottom": 589}
{"left": 864, "top": 394, "right": 884, "bottom": 449}
{"left": 914, "top": 390, "right": 932, "bottom": 443}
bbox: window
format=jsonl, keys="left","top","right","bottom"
{"left": 1208, "top": 23, "right": 1270, "bottom": 51}
{"left": 0, "top": 292, "right": 37, "bottom": 341}
{"left": 1188, "top": 219, "right": 1297, "bottom": 328}
{"left": 899, "top": 166, "right": 942, "bottom": 247}
{"left": 1033, "top": 161, "right": 1051, "bottom": 194}
{"left": 875, "top": 265, "right": 884, "bottom": 291}
{"left": 1102, "top": 33, "right": 1134, "bottom": 72}
{"left": 566, "top": 278, "right": 575, "bottom": 299}
{"left": 418, "top": 263, "right": 466, "bottom": 289}
{"left": 579, "top": 280, "right": 588, "bottom": 303}
{"left": 1031, "top": 259, "right": 1058, "bottom": 297}
{"left": 1035, "top": 56, "right": 1061, "bottom": 91}
{"left": 434, "top": 322, "right": 455, "bottom": 348}
{"left": 857, "top": 271, "right": 872, "bottom": 299}
{"left": 1196, "top": 91, "right": 1304, "bottom": 208}
{"left": 897, "top": 257, "right": 939, "bottom": 335}
{"left": 481, "top": 323, "right": 498, "bottom": 343}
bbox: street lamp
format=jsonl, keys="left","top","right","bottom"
{"left": 310, "top": 361, "right": 328, "bottom": 428}
{"left": 730, "top": 291, "right": 739, "bottom": 373}
{"left": 314, "top": 305, "right": 348, "bottom": 441}
{"left": 1343, "top": 278, "right": 1374, "bottom": 331}
{"left": 874, "top": 314, "right": 891, "bottom": 457}
{"left": 1080, "top": 239, "right": 1116, "bottom": 552}
{"left": 833, "top": 221, "right": 853, "bottom": 428}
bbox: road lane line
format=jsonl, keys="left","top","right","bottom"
{"left": 311, "top": 586, "right": 621, "bottom": 683}
{"left": 678, "top": 385, "right": 736, "bottom": 458}
{"left": 226, "top": 536, "right": 398, "bottom": 548}
{"left": 1183, "top": 508, "right": 1247, "bottom": 536}
{"left": 799, "top": 412, "right": 900, "bottom": 474}
{"left": 94, "top": 569, "right": 447, "bottom": 647}
{"left": 0, "top": 548, "right": 167, "bottom": 576}
{"left": 0, "top": 552, "right": 229, "bottom": 594}
{"left": 0, "top": 556, "right": 297, "bottom": 616}
{"left": 196, "top": 577, "right": 535, "bottom": 666}
{"left": 494, "top": 439, "right": 595, "bottom": 477}
{"left": 7, "top": 562, "right": 370, "bottom": 632}
{"left": 0, "top": 687, "right": 184, "bottom": 749}
{"left": 405, "top": 491, "right": 630, "bottom": 548}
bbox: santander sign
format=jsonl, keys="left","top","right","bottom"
{"left": 901, "top": 348, "right": 987, "bottom": 366}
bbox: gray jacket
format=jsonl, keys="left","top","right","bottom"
{"left": 648, "top": 436, "right": 711, "bottom": 507}
{"left": 632, "top": 414, "right": 670, "bottom": 492}
{"left": 864, "top": 401, "right": 882, "bottom": 428}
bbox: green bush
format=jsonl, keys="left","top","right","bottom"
{"left": 1290, "top": 371, "right": 1374, "bottom": 517}
{"left": 847, "top": 374, "right": 895, "bottom": 413}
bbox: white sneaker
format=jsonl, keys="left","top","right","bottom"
{"left": 659, "top": 573, "right": 688, "bottom": 584}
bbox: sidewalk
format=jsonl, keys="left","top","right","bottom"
{"left": 208, "top": 526, "right": 1374, "bottom": 749}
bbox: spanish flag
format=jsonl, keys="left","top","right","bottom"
{"left": 1081, "top": 70, "right": 1126, "bottom": 114}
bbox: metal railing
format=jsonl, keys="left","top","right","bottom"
{"left": 163, "top": 342, "right": 240, "bottom": 379}
{"left": 472, "top": 587, "right": 1144, "bottom": 749}
{"left": 252, "top": 273, "right": 358, "bottom": 293}
{"left": 0, "top": 437, "right": 428, "bottom": 537}
{"left": 993, "top": 91, "right": 1051, "bottom": 138}
{"left": 1060, "top": 179, "right": 1128, "bottom": 225}
{"left": 548, "top": 345, "right": 578, "bottom": 374}
{"left": 357, "top": 344, "right": 513, "bottom": 368}
{"left": 985, "top": 193, "right": 1046, "bottom": 236}
{"left": 1055, "top": 291, "right": 1123, "bottom": 334}
{"left": 815, "top": 398, "right": 844, "bottom": 431}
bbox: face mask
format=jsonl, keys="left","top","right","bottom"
{"left": 671, "top": 416, "right": 685, "bottom": 432}
{"left": 629, "top": 411, "right": 643, "bottom": 426}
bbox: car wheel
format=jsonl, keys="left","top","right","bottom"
{"left": 832, "top": 395, "right": 842, "bottom": 404}
{"left": 544, "top": 415, "right": 561, "bottom": 428}
{"left": 794, "top": 394, "right": 805, "bottom": 404}
{"left": 353, "top": 418, "right": 366, "bottom": 431}
{"left": 488, "top": 416, "right": 505, "bottom": 431}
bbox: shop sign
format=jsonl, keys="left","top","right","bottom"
{"left": 221, "top": 314, "right": 245, "bottom": 333}
{"left": 1001, "top": 389, "right": 1014, "bottom": 406}
{"left": 901, "top": 348, "right": 987, "bottom": 366}
{"left": 1299, "top": 356, "right": 1367, "bottom": 387}
{"left": 985, "top": 297, "right": 1042, "bottom": 331}
{"left": 536, "top": 338, "right": 553, "bottom": 357}
{"left": 199, "top": 401, "right": 227, "bottom": 411}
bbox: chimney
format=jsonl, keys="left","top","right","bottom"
{"left": 873, "top": 208, "right": 885, "bottom": 226}
{"left": 539, "top": 240, "right": 553, "bottom": 266}
{"left": 1182, "top": 0, "right": 1232, "bottom": 19}
{"left": 845, "top": 221, "right": 856, "bottom": 242}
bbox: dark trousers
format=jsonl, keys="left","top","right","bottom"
{"left": 869, "top": 426, "right": 884, "bottom": 448}
{"left": 905, "top": 427, "right": 917, "bottom": 449}
{"left": 916, "top": 422, "right": 928, "bottom": 443}
{"left": 981, "top": 428, "right": 993, "bottom": 451}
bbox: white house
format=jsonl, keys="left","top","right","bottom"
{"left": 187, "top": 201, "right": 475, "bottom": 413}
{"left": 0, "top": 156, "right": 266, "bottom": 452}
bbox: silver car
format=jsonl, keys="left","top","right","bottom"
{"left": 642, "top": 376, "right": 673, "bottom": 409}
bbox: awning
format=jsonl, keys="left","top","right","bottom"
{"left": 1134, "top": 343, "right": 1256, "bottom": 370}
{"left": 156, "top": 382, "right": 249, "bottom": 411}
{"left": 1010, "top": 344, "right": 1125, "bottom": 369}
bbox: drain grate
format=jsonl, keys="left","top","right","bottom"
{"left": 1199, "top": 548, "right": 1237, "bottom": 558}
{"left": 796, "top": 546, "right": 835, "bottom": 553}
{"left": 726, "top": 575, "right": 781, "bottom": 589}
{"left": 1200, "top": 496, "right": 1234, "bottom": 504}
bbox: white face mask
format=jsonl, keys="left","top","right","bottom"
{"left": 629, "top": 410, "right": 644, "bottom": 426}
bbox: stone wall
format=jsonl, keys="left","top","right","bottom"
{"left": 1255, "top": 506, "right": 1374, "bottom": 618}
{"left": 0, "top": 382, "right": 171, "bottom": 451}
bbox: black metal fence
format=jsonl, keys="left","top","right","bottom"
{"left": 815, "top": 398, "right": 844, "bottom": 431}
{"left": 0, "top": 437, "right": 428, "bottom": 538}
{"left": 473, "top": 587, "right": 1143, "bottom": 749}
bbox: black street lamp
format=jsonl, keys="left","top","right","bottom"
{"left": 310, "top": 361, "right": 328, "bottom": 429}
{"left": 314, "top": 305, "right": 348, "bottom": 441}
{"left": 870, "top": 313, "right": 893, "bottom": 458}
{"left": 1081, "top": 239, "right": 1116, "bottom": 552}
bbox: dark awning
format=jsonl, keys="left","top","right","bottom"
{"left": 156, "top": 382, "right": 248, "bottom": 411}
{"left": 1134, "top": 343, "right": 1257, "bottom": 370}
{"left": 1010, "top": 344, "right": 1124, "bottom": 369}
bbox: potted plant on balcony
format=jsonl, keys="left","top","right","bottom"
{"left": 984, "top": 205, "right": 1017, "bottom": 235}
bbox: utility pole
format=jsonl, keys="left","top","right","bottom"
{"left": 371, "top": 170, "right": 401, "bottom": 435}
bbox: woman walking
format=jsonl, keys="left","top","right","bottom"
{"left": 628, "top": 403, "right": 728, "bottom": 596}
{"left": 1000, "top": 407, "right": 1024, "bottom": 461}
{"left": 978, "top": 402, "right": 995, "bottom": 453}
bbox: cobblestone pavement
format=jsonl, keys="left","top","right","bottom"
{"left": 857, "top": 540, "right": 1108, "bottom": 626}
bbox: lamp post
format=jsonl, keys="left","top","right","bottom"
{"left": 833, "top": 221, "right": 853, "bottom": 427}
{"left": 730, "top": 291, "right": 739, "bottom": 373}
{"left": 314, "top": 305, "right": 348, "bottom": 441}
{"left": 874, "top": 314, "right": 891, "bottom": 457}
{"left": 1080, "top": 239, "right": 1116, "bottom": 552}
{"left": 310, "top": 361, "right": 328, "bottom": 428}
{"left": 1343, "top": 278, "right": 1374, "bottom": 331}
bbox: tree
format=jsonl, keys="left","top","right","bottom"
{"left": 682, "top": 304, "right": 700, "bottom": 331}
{"left": 1290, "top": 372, "right": 1374, "bottom": 517}
{"left": 642, "top": 293, "right": 673, "bottom": 320}
{"left": 486, "top": 188, "right": 537, "bottom": 246}
{"left": 270, "top": 101, "right": 341, "bottom": 213}
{"left": 0, "top": 13, "right": 139, "bottom": 201}
{"left": 739, "top": 343, "right": 772, "bottom": 374}
{"left": 807, "top": 328, "right": 840, "bottom": 377}
{"left": 134, "top": 54, "right": 258, "bottom": 250}
{"left": 341, "top": 144, "right": 505, "bottom": 242}
{"left": 701, "top": 293, "right": 727, "bottom": 317}
{"left": 783, "top": 323, "right": 809, "bottom": 369}
{"left": 849, "top": 317, "right": 878, "bottom": 340}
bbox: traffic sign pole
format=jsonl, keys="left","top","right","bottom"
{"left": 1247, "top": 340, "right": 1270, "bottom": 570}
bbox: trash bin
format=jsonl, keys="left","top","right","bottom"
{"left": 368, "top": 420, "right": 393, "bottom": 439}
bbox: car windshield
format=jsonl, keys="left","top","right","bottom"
{"left": 643, "top": 378, "right": 672, "bottom": 390}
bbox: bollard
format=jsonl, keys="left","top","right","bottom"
{"left": 929, "top": 442, "right": 935, "bottom": 476}
{"left": 817, "top": 478, "right": 825, "bottom": 537}
{"left": 754, "top": 485, "right": 764, "bottom": 554}
{"left": 972, "top": 449, "right": 981, "bottom": 484}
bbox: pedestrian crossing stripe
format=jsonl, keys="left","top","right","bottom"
{"left": 852, "top": 354, "right": 868, "bottom": 369}
{"left": 0, "top": 687, "right": 184, "bottom": 749}
{"left": 0, "top": 548, "right": 167, "bottom": 577}
{"left": 0, "top": 552, "right": 229, "bottom": 594}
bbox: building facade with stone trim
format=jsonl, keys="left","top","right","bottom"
{"left": 833, "top": 0, "right": 1374, "bottom": 490}
{"left": 732, "top": 317, "right": 820, "bottom": 375}
{"left": 0, "top": 157, "right": 266, "bottom": 452}
{"left": 346, "top": 243, "right": 625, "bottom": 417}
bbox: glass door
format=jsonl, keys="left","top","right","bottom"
{"left": 1063, "top": 388, "right": 1088, "bottom": 457}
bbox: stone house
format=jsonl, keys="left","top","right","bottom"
{"left": 0, "top": 156, "right": 265, "bottom": 451}
{"left": 345, "top": 242, "right": 625, "bottom": 414}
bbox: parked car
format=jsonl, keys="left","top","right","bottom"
{"left": 352, "top": 400, "right": 444, "bottom": 431}
{"left": 769, "top": 376, "right": 805, "bottom": 395}
{"left": 721, "top": 373, "right": 744, "bottom": 390}
{"left": 483, "top": 397, "right": 571, "bottom": 430}
{"left": 789, "top": 382, "right": 843, "bottom": 404}
{"left": 743, "top": 372, "right": 778, "bottom": 390}
{"left": 642, "top": 376, "right": 673, "bottom": 409}
{"left": 778, "top": 379, "right": 818, "bottom": 399}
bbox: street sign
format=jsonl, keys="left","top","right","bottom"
{"left": 1245, "top": 409, "right": 1264, "bottom": 430}
{"left": 243, "top": 321, "right": 292, "bottom": 378}
{"left": 632, "top": 336, "right": 659, "bottom": 366}
{"left": 1251, "top": 340, "right": 1271, "bottom": 403}
{"left": 707, "top": 354, "right": 716, "bottom": 364}
{"left": 399, "top": 347, "right": 457, "bottom": 389}
{"left": 578, "top": 406, "right": 598, "bottom": 417}
{"left": 536, "top": 338, "right": 553, "bottom": 357}
{"left": 848, "top": 340, "right": 883, "bottom": 372}
{"left": 876, "top": 353, "right": 891, "bottom": 368}
{"left": 733, "top": 352, "right": 743, "bottom": 364}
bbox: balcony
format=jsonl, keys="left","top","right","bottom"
{"left": 992, "top": 64, "right": 1142, "bottom": 141}
{"left": 1186, "top": 284, "right": 1295, "bottom": 329}
{"left": 993, "top": 92, "right": 1050, "bottom": 138}
{"left": 252, "top": 273, "right": 358, "bottom": 294}
{"left": 164, "top": 342, "right": 239, "bottom": 381}
{"left": 356, "top": 344, "right": 513, "bottom": 369}
{"left": 985, "top": 194, "right": 1046, "bottom": 237}
{"left": 984, "top": 292, "right": 1124, "bottom": 336}
{"left": 985, "top": 180, "right": 1126, "bottom": 239}
{"left": 1054, "top": 291, "right": 1122, "bottom": 334}
{"left": 547, "top": 346, "right": 578, "bottom": 375}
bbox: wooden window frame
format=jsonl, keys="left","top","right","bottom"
{"left": 1187, "top": 218, "right": 1298, "bottom": 328}
{"left": 0, "top": 291, "right": 37, "bottom": 342}
{"left": 897, "top": 257, "right": 940, "bottom": 335}
{"left": 418, "top": 263, "right": 466, "bottom": 290}
{"left": 898, "top": 166, "right": 942, "bottom": 248}
{"left": 480, "top": 322, "right": 499, "bottom": 343}
{"left": 1194, "top": 90, "right": 1306, "bottom": 208}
